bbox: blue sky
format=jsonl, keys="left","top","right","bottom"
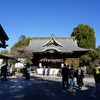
{"left": 0, "top": 0, "right": 100, "bottom": 51}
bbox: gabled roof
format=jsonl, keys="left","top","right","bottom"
{"left": 42, "top": 34, "right": 63, "bottom": 47}
{"left": 29, "top": 34, "right": 90, "bottom": 53}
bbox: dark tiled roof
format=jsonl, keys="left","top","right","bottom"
{"left": 0, "top": 24, "right": 9, "bottom": 40}
{"left": 0, "top": 54, "right": 16, "bottom": 59}
{"left": 0, "top": 24, "right": 9, "bottom": 48}
{"left": 29, "top": 34, "right": 90, "bottom": 53}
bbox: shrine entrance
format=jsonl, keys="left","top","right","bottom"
{"left": 39, "top": 58, "right": 64, "bottom": 68}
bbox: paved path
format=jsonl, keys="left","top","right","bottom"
{"left": 0, "top": 75, "right": 99, "bottom": 100}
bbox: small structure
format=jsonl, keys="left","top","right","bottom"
{"left": 29, "top": 34, "right": 90, "bottom": 68}
{"left": 0, "top": 25, "right": 15, "bottom": 64}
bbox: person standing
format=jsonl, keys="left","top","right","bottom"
{"left": 91, "top": 64, "right": 100, "bottom": 98}
{"left": 25, "top": 63, "right": 31, "bottom": 80}
{"left": 75, "top": 66, "right": 84, "bottom": 89}
{"left": 9, "top": 64, "right": 13, "bottom": 76}
{"left": 1, "top": 64, "right": 8, "bottom": 81}
{"left": 42, "top": 67, "right": 46, "bottom": 76}
{"left": 69, "top": 65, "right": 75, "bottom": 89}
{"left": 47, "top": 67, "right": 50, "bottom": 76}
{"left": 61, "top": 64, "right": 70, "bottom": 88}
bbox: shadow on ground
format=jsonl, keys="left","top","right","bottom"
{"left": 0, "top": 75, "right": 99, "bottom": 100}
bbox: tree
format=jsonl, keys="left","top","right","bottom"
{"left": 80, "top": 55, "right": 91, "bottom": 66}
{"left": 18, "top": 35, "right": 26, "bottom": 42}
{"left": 10, "top": 35, "right": 32, "bottom": 63}
{"left": 1, "top": 50, "right": 9, "bottom": 54}
{"left": 71, "top": 24, "right": 96, "bottom": 67}
{"left": 71, "top": 24, "right": 96, "bottom": 49}
{"left": 11, "top": 37, "right": 31, "bottom": 49}
{"left": 96, "top": 46, "right": 100, "bottom": 59}
{"left": 89, "top": 46, "right": 100, "bottom": 65}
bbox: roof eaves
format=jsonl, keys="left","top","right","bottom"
{"left": 0, "top": 24, "right": 9, "bottom": 40}
{"left": 42, "top": 47, "right": 61, "bottom": 52}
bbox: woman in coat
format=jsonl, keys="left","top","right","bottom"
{"left": 75, "top": 66, "right": 84, "bottom": 88}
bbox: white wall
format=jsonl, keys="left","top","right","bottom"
{"left": 36, "top": 68, "right": 60, "bottom": 75}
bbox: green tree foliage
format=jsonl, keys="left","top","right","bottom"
{"left": 71, "top": 24, "right": 96, "bottom": 67}
{"left": 1, "top": 50, "right": 9, "bottom": 54}
{"left": 22, "top": 38, "right": 32, "bottom": 46}
{"left": 71, "top": 59, "right": 79, "bottom": 68}
{"left": 96, "top": 46, "right": 100, "bottom": 59}
{"left": 18, "top": 35, "right": 26, "bottom": 42}
{"left": 80, "top": 55, "right": 91, "bottom": 66}
{"left": 89, "top": 49, "right": 98, "bottom": 60}
{"left": 71, "top": 24, "right": 96, "bottom": 49}
{"left": 11, "top": 37, "right": 31, "bottom": 49}
{"left": 10, "top": 35, "right": 32, "bottom": 61}
{"left": 89, "top": 46, "right": 100, "bottom": 64}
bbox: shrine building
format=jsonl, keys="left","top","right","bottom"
{"left": 29, "top": 34, "right": 90, "bottom": 68}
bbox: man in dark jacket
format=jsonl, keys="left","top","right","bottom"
{"left": 61, "top": 64, "right": 70, "bottom": 88}
{"left": 1, "top": 64, "right": 8, "bottom": 81}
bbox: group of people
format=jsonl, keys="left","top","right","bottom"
{"left": 0, "top": 63, "right": 31, "bottom": 81}
{"left": 61, "top": 63, "right": 100, "bottom": 98}
{"left": 1, "top": 62, "right": 100, "bottom": 98}
{"left": 61, "top": 63, "right": 84, "bottom": 89}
